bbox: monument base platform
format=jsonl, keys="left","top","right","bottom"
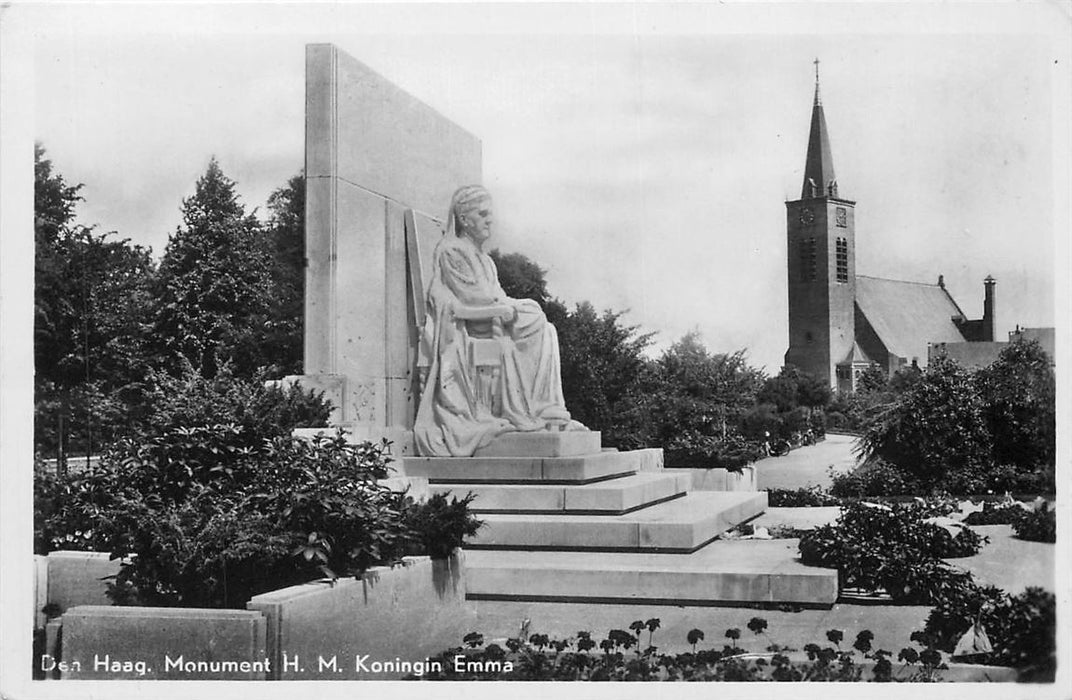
{"left": 402, "top": 435, "right": 838, "bottom": 607}
{"left": 464, "top": 540, "right": 837, "bottom": 606}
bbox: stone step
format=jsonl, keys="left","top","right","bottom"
{"left": 402, "top": 449, "right": 654, "bottom": 484}
{"left": 430, "top": 472, "right": 692, "bottom": 515}
{"left": 468, "top": 491, "right": 767, "bottom": 553}
{"left": 464, "top": 539, "right": 838, "bottom": 606}
{"left": 472, "top": 430, "right": 602, "bottom": 458}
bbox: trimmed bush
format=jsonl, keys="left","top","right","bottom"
{"left": 920, "top": 586, "right": 1056, "bottom": 681}
{"left": 766, "top": 486, "right": 840, "bottom": 508}
{"left": 829, "top": 460, "right": 921, "bottom": 498}
{"left": 798, "top": 502, "right": 987, "bottom": 604}
{"left": 1011, "top": 502, "right": 1056, "bottom": 543}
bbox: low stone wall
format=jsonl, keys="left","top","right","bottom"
{"left": 34, "top": 555, "right": 48, "bottom": 628}
{"left": 46, "top": 550, "right": 123, "bottom": 618}
{"left": 662, "top": 466, "right": 758, "bottom": 492}
{"left": 51, "top": 606, "right": 268, "bottom": 680}
{"left": 247, "top": 551, "right": 475, "bottom": 680}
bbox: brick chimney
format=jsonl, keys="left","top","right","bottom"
{"left": 983, "top": 275, "right": 996, "bottom": 341}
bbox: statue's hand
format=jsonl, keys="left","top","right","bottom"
{"left": 418, "top": 365, "right": 429, "bottom": 387}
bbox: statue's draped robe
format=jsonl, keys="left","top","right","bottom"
{"left": 414, "top": 235, "right": 571, "bottom": 456}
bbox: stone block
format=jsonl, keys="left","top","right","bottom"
{"left": 56, "top": 606, "right": 267, "bottom": 680}
{"left": 404, "top": 456, "right": 544, "bottom": 482}
{"left": 306, "top": 44, "right": 482, "bottom": 218}
{"left": 666, "top": 466, "right": 758, "bottom": 492}
{"left": 432, "top": 483, "right": 567, "bottom": 512}
{"left": 34, "top": 555, "right": 48, "bottom": 629}
{"left": 537, "top": 451, "right": 641, "bottom": 482}
{"left": 46, "top": 551, "right": 122, "bottom": 615}
{"left": 303, "top": 43, "right": 480, "bottom": 439}
{"left": 473, "top": 516, "right": 640, "bottom": 549}
{"left": 464, "top": 544, "right": 839, "bottom": 606}
{"left": 560, "top": 473, "right": 689, "bottom": 513}
{"left": 630, "top": 448, "right": 666, "bottom": 472}
{"left": 473, "top": 430, "right": 602, "bottom": 458}
{"left": 471, "top": 492, "right": 764, "bottom": 552}
{"left": 248, "top": 552, "right": 475, "bottom": 680}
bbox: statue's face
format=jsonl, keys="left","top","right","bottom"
{"left": 459, "top": 197, "right": 493, "bottom": 244}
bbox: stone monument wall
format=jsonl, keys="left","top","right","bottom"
{"left": 299, "top": 44, "right": 482, "bottom": 453}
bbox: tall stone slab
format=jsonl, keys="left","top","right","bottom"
{"left": 298, "top": 44, "right": 482, "bottom": 455}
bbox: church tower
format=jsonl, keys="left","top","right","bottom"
{"left": 784, "top": 61, "right": 857, "bottom": 389}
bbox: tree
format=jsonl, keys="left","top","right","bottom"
{"left": 976, "top": 339, "right": 1055, "bottom": 470}
{"left": 858, "top": 355, "right": 992, "bottom": 485}
{"left": 549, "top": 301, "right": 654, "bottom": 448}
{"left": 490, "top": 249, "right": 550, "bottom": 308}
{"left": 758, "top": 365, "right": 832, "bottom": 412}
{"left": 855, "top": 363, "right": 887, "bottom": 393}
{"left": 262, "top": 172, "right": 306, "bottom": 376}
{"left": 34, "top": 145, "right": 156, "bottom": 461}
{"left": 153, "top": 158, "right": 273, "bottom": 378}
{"left": 647, "top": 333, "right": 766, "bottom": 467}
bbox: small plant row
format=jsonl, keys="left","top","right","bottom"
{"left": 408, "top": 618, "right": 949, "bottom": 682}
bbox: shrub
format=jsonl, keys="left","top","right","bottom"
{"left": 43, "top": 428, "right": 484, "bottom": 607}
{"left": 104, "top": 435, "right": 412, "bottom": 607}
{"left": 131, "top": 363, "right": 331, "bottom": 444}
{"left": 766, "top": 486, "right": 839, "bottom": 508}
{"left": 857, "top": 356, "right": 992, "bottom": 487}
{"left": 35, "top": 371, "right": 333, "bottom": 554}
{"left": 798, "top": 502, "right": 987, "bottom": 604}
{"left": 829, "top": 460, "right": 921, "bottom": 498}
{"left": 962, "top": 501, "right": 1025, "bottom": 526}
{"left": 403, "top": 492, "right": 483, "bottom": 559}
{"left": 662, "top": 430, "right": 761, "bottom": 472}
{"left": 1011, "top": 502, "right": 1056, "bottom": 543}
{"left": 920, "top": 586, "right": 1056, "bottom": 681}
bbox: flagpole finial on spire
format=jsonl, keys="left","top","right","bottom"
{"left": 813, "top": 57, "right": 822, "bottom": 106}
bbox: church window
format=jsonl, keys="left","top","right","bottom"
{"left": 835, "top": 207, "right": 847, "bottom": 227}
{"left": 836, "top": 238, "right": 849, "bottom": 283}
{"left": 800, "top": 238, "right": 817, "bottom": 282}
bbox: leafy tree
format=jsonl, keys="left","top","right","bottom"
{"left": 490, "top": 249, "right": 550, "bottom": 308}
{"left": 858, "top": 355, "right": 992, "bottom": 485}
{"left": 262, "top": 172, "right": 306, "bottom": 376}
{"left": 34, "top": 145, "right": 156, "bottom": 460}
{"left": 976, "top": 339, "right": 1055, "bottom": 470}
{"left": 548, "top": 301, "right": 654, "bottom": 448}
{"left": 647, "top": 333, "right": 766, "bottom": 468}
{"left": 855, "top": 363, "right": 887, "bottom": 393}
{"left": 153, "top": 158, "right": 273, "bottom": 378}
{"left": 759, "top": 365, "right": 832, "bottom": 411}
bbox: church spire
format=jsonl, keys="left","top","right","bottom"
{"left": 801, "top": 58, "right": 838, "bottom": 199}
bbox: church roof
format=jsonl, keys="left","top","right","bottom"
{"left": 840, "top": 341, "right": 874, "bottom": 366}
{"left": 801, "top": 70, "right": 837, "bottom": 199}
{"left": 855, "top": 275, "right": 967, "bottom": 362}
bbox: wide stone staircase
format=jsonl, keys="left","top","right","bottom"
{"left": 403, "top": 431, "right": 837, "bottom": 607}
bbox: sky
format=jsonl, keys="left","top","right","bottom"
{"left": 21, "top": 2, "right": 1070, "bottom": 373}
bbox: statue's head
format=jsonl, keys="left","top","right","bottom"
{"left": 449, "top": 185, "right": 493, "bottom": 246}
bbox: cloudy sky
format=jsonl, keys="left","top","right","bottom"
{"left": 21, "top": 2, "right": 1069, "bottom": 372}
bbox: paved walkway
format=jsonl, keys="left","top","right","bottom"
{"left": 754, "top": 432, "right": 860, "bottom": 490}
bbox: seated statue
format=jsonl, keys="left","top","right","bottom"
{"left": 414, "top": 185, "right": 584, "bottom": 457}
